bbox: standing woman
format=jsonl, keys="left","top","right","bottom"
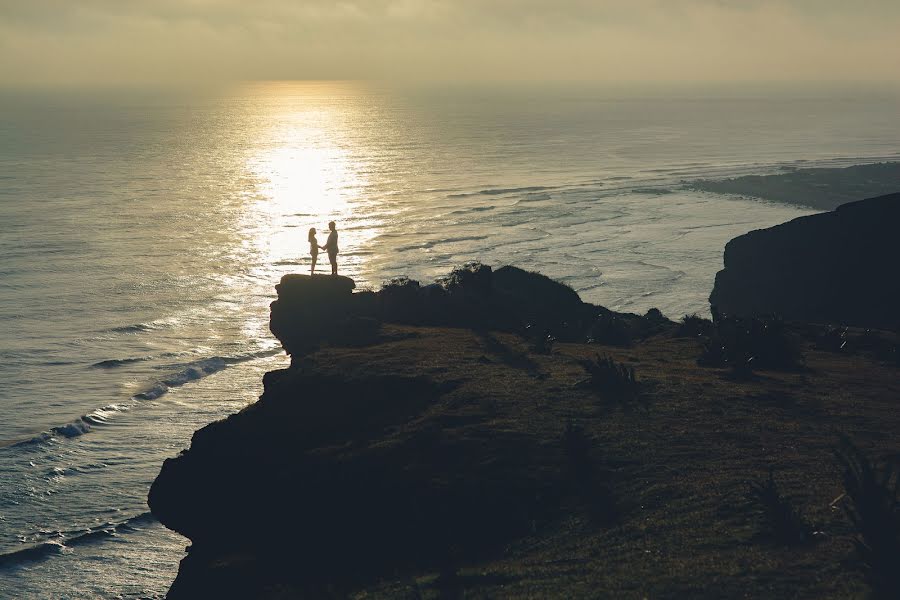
{"left": 308, "top": 227, "right": 320, "bottom": 275}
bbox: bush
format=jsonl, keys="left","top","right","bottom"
{"left": 562, "top": 421, "right": 592, "bottom": 481}
{"left": 698, "top": 315, "right": 802, "bottom": 372}
{"left": 525, "top": 324, "right": 556, "bottom": 354}
{"left": 676, "top": 313, "right": 714, "bottom": 338}
{"left": 561, "top": 421, "right": 615, "bottom": 524}
{"left": 815, "top": 325, "right": 849, "bottom": 353}
{"left": 381, "top": 276, "right": 420, "bottom": 291}
{"left": 438, "top": 262, "right": 493, "bottom": 296}
{"left": 746, "top": 471, "right": 814, "bottom": 546}
{"left": 587, "top": 312, "right": 632, "bottom": 347}
{"left": 577, "top": 355, "right": 639, "bottom": 400}
{"left": 835, "top": 438, "right": 900, "bottom": 599}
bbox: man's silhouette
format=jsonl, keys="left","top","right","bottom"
{"left": 324, "top": 221, "right": 339, "bottom": 275}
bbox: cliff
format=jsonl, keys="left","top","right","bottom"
{"left": 150, "top": 265, "right": 900, "bottom": 598}
{"left": 710, "top": 193, "right": 900, "bottom": 330}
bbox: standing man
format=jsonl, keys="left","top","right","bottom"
{"left": 324, "top": 221, "right": 339, "bottom": 275}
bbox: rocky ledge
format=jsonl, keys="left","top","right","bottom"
{"left": 150, "top": 262, "right": 899, "bottom": 598}
{"left": 710, "top": 192, "right": 900, "bottom": 330}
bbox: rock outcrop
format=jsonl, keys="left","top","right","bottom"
{"left": 709, "top": 193, "right": 900, "bottom": 330}
{"left": 268, "top": 264, "right": 670, "bottom": 361}
{"left": 268, "top": 274, "right": 359, "bottom": 356}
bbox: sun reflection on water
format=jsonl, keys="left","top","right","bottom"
{"left": 240, "top": 82, "right": 382, "bottom": 288}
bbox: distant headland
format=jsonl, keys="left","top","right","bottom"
{"left": 690, "top": 161, "right": 900, "bottom": 210}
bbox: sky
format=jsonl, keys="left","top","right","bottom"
{"left": 1, "top": 0, "right": 899, "bottom": 86}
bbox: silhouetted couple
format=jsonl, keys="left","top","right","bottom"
{"left": 308, "top": 221, "right": 339, "bottom": 276}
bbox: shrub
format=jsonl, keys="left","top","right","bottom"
{"left": 562, "top": 421, "right": 592, "bottom": 481}
{"left": 381, "top": 275, "right": 420, "bottom": 291}
{"left": 746, "top": 471, "right": 814, "bottom": 546}
{"left": 835, "top": 438, "right": 900, "bottom": 599}
{"left": 698, "top": 315, "right": 802, "bottom": 372}
{"left": 437, "top": 261, "right": 493, "bottom": 296}
{"left": 379, "top": 277, "right": 428, "bottom": 324}
{"left": 676, "top": 313, "right": 714, "bottom": 338}
{"left": 526, "top": 324, "right": 556, "bottom": 354}
{"left": 577, "top": 355, "right": 639, "bottom": 400}
{"left": 815, "top": 325, "right": 849, "bottom": 353}
{"left": 561, "top": 421, "right": 615, "bottom": 524}
{"left": 587, "top": 312, "right": 632, "bottom": 347}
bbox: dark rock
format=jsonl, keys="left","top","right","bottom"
{"left": 709, "top": 193, "right": 900, "bottom": 330}
{"left": 268, "top": 265, "right": 674, "bottom": 355}
{"left": 269, "top": 274, "right": 360, "bottom": 357}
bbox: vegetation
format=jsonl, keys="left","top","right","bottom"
{"left": 676, "top": 313, "right": 715, "bottom": 338}
{"left": 526, "top": 324, "right": 556, "bottom": 354}
{"left": 698, "top": 315, "right": 803, "bottom": 373}
{"left": 835, "top": 438, "right": 900, "bottom": 599}
{"left": 381, "top": 275, "right": 421, "bottom": 291}
{"left": 577, "top": 354, "right": 639, "bottom": 400}
{"left": 438, "top": 261, "right": 493, "bottom": 295}
{"left": 586, "top": 312, "right": 633, "bottom": 346}
{"left": 746, "top": 471, "right": 815, "bottom": 546}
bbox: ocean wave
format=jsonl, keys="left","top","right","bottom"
{"left": 12, "top": 349, "right": 282, "bottom": 448}
{"left": 513, "top": 193, "right": 553, "bottom": 204}
{"left": 91, "top": 356, "right": 153, "bottom": 369}
{"left": 131, "top": 356, "right": 228, "bottom": 400}
{"left": 0, "top": 513, "right": 157, "bottom": 568}
{"left": 108, "top": 323, "right": 157, "bottom": 334}
{"left": 630, "top": 187, "right": 674, "bottom": 195}
{"left": 16, "top": 406, "right": 126, "bottom": 447}
{"left": 448, "top": 205, "right": 496, "bottom": 215}
{"left": 51, "top": 419, "right": 93, "bottom": 438}
{"left": 132, "top": 349, "right": 282, "bottom": 401}
{"left": 447, "top": 185, "right": 552, "bottom": 199}
{"left": 108, "top": 316, "right": 179, "bottom": 334}
{"left": 0, "top": 540, "right": 67, "bottom": 568}
{"left": 395, "top": 235, "right": 490, "bottom": 253}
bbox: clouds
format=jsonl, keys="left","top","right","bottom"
{"left": 1, "top": 0, "right": 898, "bottom": 85}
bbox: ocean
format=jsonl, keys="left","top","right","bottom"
{"left": 1, "top": 81, "right": 898, "bottom": 598}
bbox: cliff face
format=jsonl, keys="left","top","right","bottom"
{"left": 149, "top": 263, "right": 900, "bottom": 599}
{"left": 710, "top": 193, "right": 900, "bottom": 330}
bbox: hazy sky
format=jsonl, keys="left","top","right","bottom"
{"left": 2, "top": 0, "right": 899, "bottom": 85}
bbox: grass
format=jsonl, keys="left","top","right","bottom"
{"left": 157, "top": 321, "right": 900, "bottom": 599}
